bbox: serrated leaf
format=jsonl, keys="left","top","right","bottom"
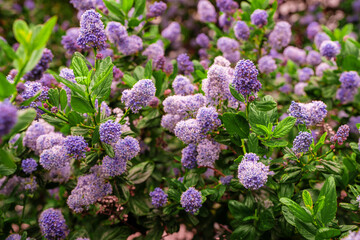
{"left": 273, "top": 116, "right": 296, "bottom": 138}
{"left": 128, "top": 161, "right": 154, "bottom": 184}
{"left": 317, "top": 176, "right": 337, "bottom": 224}
{"left": 280, "top": 198, "right": 313, "bottom": 223}
{"left": 222, "top": 112, "right": 250, "bottom": 139}
{"left": 229, "top": 84, "right": 245, "bottom": 103}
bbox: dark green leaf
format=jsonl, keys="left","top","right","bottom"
{"left": 129, "top": 197, "right": 149, "bottom": 216}
{"left": 263, "top": 140, "right": 288, "bottom": 148}
{"left": 134, "top": 0, "right": 146, "bottom": 17}
{"left": 254, "top": 96, "right": 277, "bottom": 111}
{"left": 280, "top": 198, "right": 313, "bottom": 223}
{"left": 222, "top": 112, "right": 250, "bottom": 139}
{"left": 273, "top": 116, "right": 296, "bottom": 138}
{"left": 128, "top": 161, "right": 154, "bottom": 184}
{"left": 122, "top": 74, "right": 137, "bottom": 87}
{"left": 144, "top": 60, "right": 153, "bottom": 79}
{"left": 229, "top": 84, "right": 245, "bottom": 103}
{"left": 317, "top": 176, "right": 337, "bottom": 225}
{"left": 3, "top": 108, "right": 36, "bottom": 140}
{"left": 48, "top": 88, "right": 59, "bottom": 107}
{"left": 258, "top": 209, "right": 275, "bottom": 231}
{"left": 49, "top": 70, "right": 86, "bottom": 97}
{"left": 0, "top": 149, "right": 16, "bottom": 176}
{"left": 31, "top": 16, "right": 57, "bottom": 50}
{"left": 228, "top": 200, "right": 253, "bottom": 220}
{"left": 295, "top": 219, "right": 316, "bottom": 240}
{"left": 316, "top": 228, "right": 341, "bottom": 239}
{"left": 68, "top": 111, "right": 84, "bottom": 125}
{"left": 0, "top": 73, "right": 16, "bottom": 100}
{"left": 60, "top": 89, "right": 68, "bottom": 110}
{"left": 231, "top": 225, "right": 256, "bottom": 240}
{"left": 71, "top": 95, "right": 95, "bottom": 113}
{"left": 103, "top": 144, "right": 115, "bottom": 158}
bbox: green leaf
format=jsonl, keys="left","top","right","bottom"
{"left": 134, "top": 0, "right": 146, "bottom": 18}
{"left": 74, "top": 52, "right": 93, "bottom": 67}
{"left": 228, "top": 200, "right": 253, "bottom": 220}
{"left": 3, "top": 108, "right": 37, "bottom": 140}
{"left": 49, "top": 70, "right": 86, "bottom": 97}
{"left": 316, "top": 228, "right": 341, "bottom": 239}
{"left": 254, "top": 96, "right": 277, "bottom": 111}
{"left": 153, "top": 70, "right": 166, "bottom": 96}
{"left": 103, "top": 0, "right": 125, "bottom": 23}
{"left": 263, "top": 140, "right": 288, "bottom": 148}
{"left": 23, "top": 48, "right": 44, "bottom": 73}
{"left": 48, "top": 88, "right": 59, "bottom": 107}
{"left": 144, "top": 60, "right": 153, "bottom": 79}
{"left": 122, "top": 74, "right": 137, "bottom": 87}
{"left": 282, "top": 206, "right": 296, "bottom": 226}
{"left": 60, "top": 89, "right": 68, "bottom": 110}
{"left": 302, "top": 190, "right": 313, "bottom": 213}
{"left": 273, "top": 116, "right": 296, "bottom": 138}
{"left": 229, "top": 84, "right": 245, "bottom": 103}
{"left": 31, "top": 16, "right": 57, "bottom": 50}
{"left": 280, "top": 170, "right": 302, "bottom": 183}
{"left": 100, "top": 226, "right": 131, "bottom": 240}
{"left": 129, "top": 196, "right": 149, "bottom": 216}
{"left": 0, "top": 73, "right": 16, "bottom": 100}
{"left": 247, "top": 133, "right": 259, "bottom": 153}
{"left": 314, "top": 132, "right": 327, "bottom": 152}
{"left": 71, "top": 95, "right": 95, "bottom": 113}
{"left": 0, "top": 149, "right": 16, "bottom": 176}
{"left": 68, "top": 111, "right": 84, "bottom": 125}
{"left": 0, "top": 39, "right": 18, "bottom": 60}
{"left": 231, "top": 225, "right": 256, "bottom": 240}
{"left": 122, "top": 0, "right": 134, "bottom": 13}
{"left": 13, "top": 20, "right": 31, "bottom": 47}
{"left": 72, "top": 56, "right": 89, "bottom": 78}
{"left": 128, "top": 161, "right": 154, "bottom": 184}
{"left": 314, "top": 196, "right": 325, "bottom": 215}
{"left": 21, "top": 89, "right": 42, "bottom": 107}
{"left": 103, "top": 143, "right": 115, "bottom": 158}
{"left": 91, "top": 60, "right": 113, "bottom": 100}
{"left": 317, "top": 176, "right": 337, "bottom": 225}
{"left": 258, "top": 209, "right": 275, "bottom": 231}
{"left": 295, "top": 219, "right": 316, "bottom": 240}
{"left": 222, "top": 112, "right": 250, "bottom": 139}
{"left": 280, "top": 198, "right": 313, "bottom": 223}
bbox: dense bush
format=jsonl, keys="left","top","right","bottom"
{"left": 1, "top": 0, "right": 360, "bottom": 239}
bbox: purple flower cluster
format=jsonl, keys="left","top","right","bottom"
{"left": 180, "top": 187, "right": 202, "bottom": 214}
{"left": 320, "top": 40, "right": 340, "bottom": 59}
{"left": 298, "top": 67, "right": 314, "bottom": 82}
{"left": 198, "top": 0, "right": 217, "bottom": 23}
{"left": 21, "top": 158, "right": 38, "bottom": 174}
{"left": 24, "top": 48, "right": 53, "bottom": 80}
{"left": 217, "top": 37, "right": 239, "bottom": 63}
{"left": 234, "top": 21, "right": 250, "bottom": 41}
{"left": 258, "top": 56, "right": 277, "bottom": 74}
{"left": 306, "top": 22, "right": 321, "bottom": 39}
{"left": 251, "top": 9, "right": 268, "bottom": 27}
{"left": 181, "top": 144, "right": 198, "bottom": 169}
{"left": 67, "top": 166, "right": 112, "bottom": 212}
{"left": 283, "top": 46, "right": 307, "bottom": 65}
{"left": 39, "top": 208, "right": 69, "bottom": 240}
{"left": 177, "top": 53, "right": 194, "bottom": 75}
{"left": 102, "top": 155, "right": 127, "bottom": 177}
{"left": 161, "top": 22, "right": 181, "bottom": 42}
{"left": 105, "top": 21, "right": 127, "bottom": 45}
{"left": 70, "top": 0, "right": 95, "bottom": 11}
{"left": 336, "top": 71, "right": 360, "bottom": 103}
{"left": 306, "top": 50, "right": 322, "bottom": 66}
{"left": 174, "top": 119, "right": 202, "bottom": 144}
{"left": 149, "top": 187, "right": 168, "bottom": 208}
{"left": 99, "top": 120, "right": 122, "bottom": 144}
{"left": 238, "top": 153, "right": 270, "bottom": 190}
{"left": 77, "top": 10, "right": 107, "bottom": 49}
{"left": 172, "top": 75, "right": 194, "bottom": 96}
{"left": 63, "top": 135, "right": 88, "bottom": 159}
{"left": 292, "top": 131, "right": 313, "bottom": 154}
{"left": 61, "top": 28, "right": 83, "bottom": 55}
{"left": 196, "top": 139, "right": 221, "bottom": 167}
{"left": 118, "top": 35, "right": 143, "bottom": 56}
{"left": 220, "top": 175, "right": 233, "bottom": 185}
{"left": 143, "top": 40, "right": 164, "bottom": 60}
{"left": 216, "top": 0, "right": 238, "bottom": 14}
{"left": 314, "top": 32, "right": 330, "bottom": 49}
{"left": 114, "top": 136, "right": 140, "bottom": 160}
{"left": 23, "top": 119, "right": 54, "bottom": 151}
{"left": 40, "top": 145, "right": 70, "bottom": 170}
{"left": 36, "top": 132, "right": 64, "bottom": 154}
{"left": 147, "top": 1, "right": 167, "bottom": 18}
{"left": 330, "top": 125, "right": 350, "bottom": 145}
{"left": 24, "top": 176, "right": 38, "bottom": 193}
{"left": 0, "top": 101, "right": 17, "bottom": 137}
{"left": 315, "top": 62, "right": 332, "bottom": 77}
{"left": 121, "top": 79, "right": 156, "bottom": 113}
{"left": 5, "top": 234, "right": 22, "bottom": 240}
{"left": 288, "top": 101, "right": 327, "bottom": 126}
{"left": 196, "top": 106, "right": 221, "bottom": 135}
{"left": 232, "top": 59, "right": 261, "bottom": 97}
{"left": 269, "top": 21, "right": 292, "bottom": 50}
{"left": 196, "top": 33, "right": 210, "bottom": 48}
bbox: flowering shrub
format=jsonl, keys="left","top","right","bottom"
{"left": 1, "top": 0, "right": 360, "bottom": 239}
